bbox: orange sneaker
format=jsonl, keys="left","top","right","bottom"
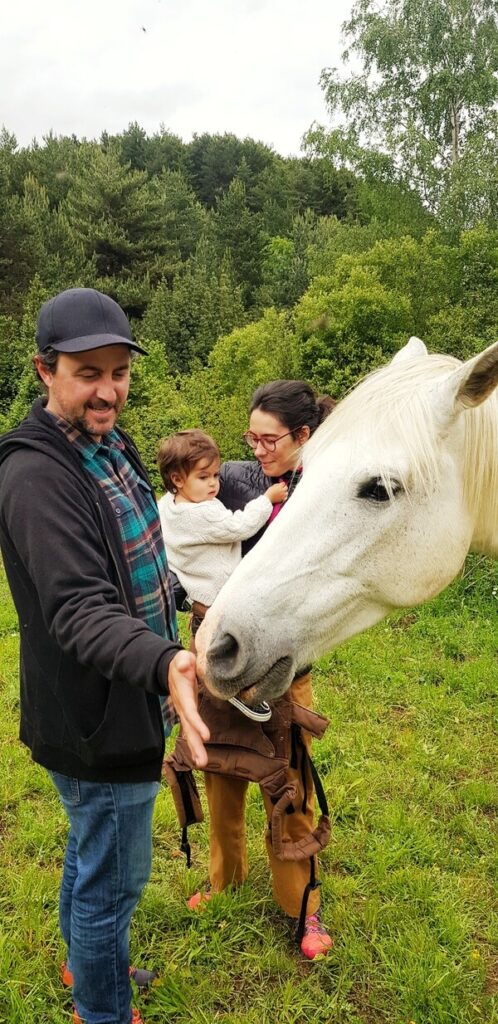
{"left": 73, "top": 1008, "right": 144, "bottom": 1023}
{"left": 60, "top": 961, "right": 73, "bottom": 987}
{"left": 300, "top": 913, "right": 333, "bottom": 960}
{"left": 186, "top": 890, "right": 212, "bottom": 910}
{"left": 62, "top": 963, "right": 157, "bottom": 990}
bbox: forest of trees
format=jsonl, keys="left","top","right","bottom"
{"left": 1, "top": 0, "right": 497, "bottom": 487}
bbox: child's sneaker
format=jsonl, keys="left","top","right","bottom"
{"left": 300, "top": 912, "right": 333, "bottom": 960}
{"left": 228, "top": 696, "right": 271, "bottom": 722}
{"left": 187, "top": 889, "right": 212, "bottom": 910}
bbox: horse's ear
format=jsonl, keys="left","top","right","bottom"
{"left": 450, "top": 341, "right": 498, "bottom": 410}
{"left": 391, "top": 337, "right": 428, "bottom": 365}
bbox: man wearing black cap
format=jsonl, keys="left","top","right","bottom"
{"left": 0, "top": 288, "right": 209, "bottom": 1024}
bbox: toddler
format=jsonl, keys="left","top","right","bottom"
{"left": 157, "top": 429, "right": 287, "bottom": 722}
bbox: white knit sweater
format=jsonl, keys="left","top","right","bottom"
{"left": 158, "top": 491, "right": 272, "bottom": 605}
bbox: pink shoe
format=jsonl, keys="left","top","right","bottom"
{"left": 186, "top": 890, "right": 212, "bottom": 910}
{"left": 300, "top": 913, "right": 333, "bottom": 960}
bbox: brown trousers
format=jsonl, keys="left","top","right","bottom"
{"left": 202, "top": 672, "right": 320, "bottom": 918}
{"left": 189, "top": 604, "right": 320, "bottom": 918}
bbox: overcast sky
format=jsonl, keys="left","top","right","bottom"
{"left": 3, "top": 0, "right": 353, "bottom": 155}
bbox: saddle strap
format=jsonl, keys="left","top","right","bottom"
{"left": 162, "top": 760, "right": 204, "bottom": 829}
{"left": 269, "top": 751, "right": 331, "bottom": 862}
{"left": 296, "top": 855, "right": 321, "bottom": 944}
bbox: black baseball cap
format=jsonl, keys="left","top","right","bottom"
{"left": 36, "top": 287, "right": 148, "bottom": 355}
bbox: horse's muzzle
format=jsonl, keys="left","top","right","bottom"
{"left": 204, "top": 654, "right": 295, "bottom": 705}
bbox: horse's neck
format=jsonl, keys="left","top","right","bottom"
{"left": 467, "top": 394, "right": 498, "bottom": 558}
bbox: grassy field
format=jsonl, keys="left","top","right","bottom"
{"left": 0, "top": 556, "right": 497, "bottom": 1024}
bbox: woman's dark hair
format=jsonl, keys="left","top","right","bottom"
{"left": 250, "top": 380, "right": 336, "bottom": 437}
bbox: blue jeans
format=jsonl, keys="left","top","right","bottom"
{"left": 49, "top": 771, "right": 160, "bottom": 1024}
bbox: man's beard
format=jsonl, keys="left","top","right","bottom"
{"left": 72, "top": 401, "right": 120, "bottom": 436}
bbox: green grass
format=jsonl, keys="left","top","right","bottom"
{"left": 0, "top": 555, "right": 497, "bottom": 1023}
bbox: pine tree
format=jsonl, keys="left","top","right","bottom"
{"left": 140, "top": 241, "right": 244, "bottom": 373}
{"left": 0, "top": 139, "right": 43, "bottom": 313}
{"left": 62, "top": 143, "right": 169, "bottom": 313}
{"left": 213, "top": 178, "right": 265, "bottom": 307}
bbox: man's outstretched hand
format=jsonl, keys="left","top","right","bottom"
{"left": 168, "top": 650, "right": 210, "bottom": 767}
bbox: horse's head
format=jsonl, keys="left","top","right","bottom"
{"left": 196, "top": 338, "right": 498, "bottom": 705}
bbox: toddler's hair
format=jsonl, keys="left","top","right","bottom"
{"left": 157, "top": 429, "right": 220, "bottom": 493}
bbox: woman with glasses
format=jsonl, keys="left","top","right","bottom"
{"left": 187, "top": 380, "right": 336, "bottom": 960}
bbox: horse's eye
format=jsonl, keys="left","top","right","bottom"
{"left": 357, "top": 478, "right": 402, "bottom": 502}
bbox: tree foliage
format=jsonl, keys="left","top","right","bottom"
{"left": 140, "top": 242, "right": 244, "bottom": 373}
{"left": 0, "top": 115, "right": 496, "bottom": 479}
{"left": 306, "top": 0, "right": 498, "bottom": 222}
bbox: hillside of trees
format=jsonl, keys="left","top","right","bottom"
{"left": 1, "top": 0, "right": 497, "bottom": 488}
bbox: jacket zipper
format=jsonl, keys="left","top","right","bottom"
{"left": 95, "top": 500, "right": 134, "bottom": 616}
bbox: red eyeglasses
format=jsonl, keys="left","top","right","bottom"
{"left": 242, "top": 430, "right": 294, "bottom": 453}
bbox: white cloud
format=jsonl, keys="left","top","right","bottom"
{"left": 4, "top": 0, "right": 352, "bottom": 154}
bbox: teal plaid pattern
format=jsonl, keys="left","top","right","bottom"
{"left": 52, "top": 417, "right": 179, "bottom": 729}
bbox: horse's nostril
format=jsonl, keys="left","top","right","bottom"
{"left": 209, "top": 631, "right": 239, "bottom": 665}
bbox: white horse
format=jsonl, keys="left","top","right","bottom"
{"left": 196, "top": 337, "right": 498, "bottom": 704}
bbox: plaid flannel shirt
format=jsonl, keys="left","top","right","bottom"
{"left": 53, "top": 416, "right": 179, "bottom": 731}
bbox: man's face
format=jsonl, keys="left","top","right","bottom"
{"left": 35, "top": 345, "right": 132, "bottom": 439}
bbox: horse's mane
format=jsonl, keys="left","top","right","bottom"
{"left": 305, "top": 352, "right": 498, "bottom": 553}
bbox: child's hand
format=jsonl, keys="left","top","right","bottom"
{"left": 265, "top": 481, "right": 288, "bottom": 504}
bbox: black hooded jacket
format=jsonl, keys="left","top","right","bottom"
{"left": 219, "top": 460, "right": 300, "bottom": 554}
{"left": 0, "top": 399, "right": 182, "bottom": 782}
